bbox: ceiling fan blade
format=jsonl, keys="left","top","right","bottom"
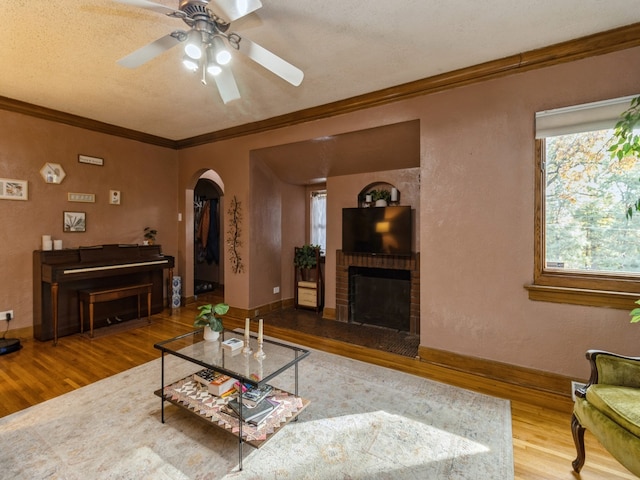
{"left": 117, "top": 32, "right": 185, "bottom": 68}
{"left": 213, "top": 66, "right": 241, "bottom": 104}
{"left": 237, "top": 37, "right": 304, "bottom": 86}
{"left": 209, "top": 0, "right": 262, "bottom": 22}
{"left": 113, "top": 0, "right": 184, "bottom": 16}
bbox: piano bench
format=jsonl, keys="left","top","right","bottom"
{"left": 78, "top": 283, "right": 153, "bottom": 338}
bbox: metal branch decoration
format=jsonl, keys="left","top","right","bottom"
{"left": 226, "top": 195, "right": 244, "bottom": 274}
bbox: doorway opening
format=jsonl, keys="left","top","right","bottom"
{"left": 194, "top": 178, "right": 223, "bottom": 296}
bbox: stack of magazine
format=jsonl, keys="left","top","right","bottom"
{"left": 224, "top": 384, "right": 278, "bottom": 425}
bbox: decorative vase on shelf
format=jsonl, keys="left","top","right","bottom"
{"left": 375, "top": 199, "right": 387, "bottom": 207}
{"left": 203, "top": 326, "right": 220, "bottom": 341}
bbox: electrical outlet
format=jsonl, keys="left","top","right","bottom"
{"left": 0, "top": 310, "right": 14, "bottom": 321}
{"left": 273, "top": 286, "right": 280, "bottom": 294}
{"left": 571, "top": 381, "right": 587, "bottom": 401}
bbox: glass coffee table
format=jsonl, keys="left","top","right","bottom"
{"left": 154, "top": 329, "right": 310, "bottom": 471}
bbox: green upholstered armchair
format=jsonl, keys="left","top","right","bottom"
{"left": 572, "top": 350, "right": 640, "bottom": 476}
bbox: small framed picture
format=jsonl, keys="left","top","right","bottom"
{"left": 0, "top": 178, "right": 28, "bottom": 201}
{"left": 63, "top": 211, "right": 86, "bottom": 232}
{"left": 78, "top": 154, "right": 104, "bottom": 166}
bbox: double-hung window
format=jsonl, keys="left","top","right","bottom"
{"left": 528, "top": 95, "right": 640, "bottom": 308}
{"left": 310, "top": 190, "right": 326, "bottom": 255}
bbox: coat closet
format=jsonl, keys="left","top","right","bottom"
{"left": 194, "top": 179, "right": 222, "bottom": 295}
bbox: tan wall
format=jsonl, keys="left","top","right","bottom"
{"left": 176, "top": 45, "right": 640, "bottom": 380}
{"left": 3, "top": 44, "right": 639, "bottom": 380}
{"left": 0, "top": 110, "right": 178, "bottom": 331}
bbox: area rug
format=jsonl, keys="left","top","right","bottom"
{"left": 0, "top": 348, "right": 513, "bottom": 479}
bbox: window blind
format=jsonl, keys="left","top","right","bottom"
{"left": 535, "top": 94, "right": 637, "bottom": 138}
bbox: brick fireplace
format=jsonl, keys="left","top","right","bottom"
{"left": 336, "top": 250, "right": 420, "bottom": 334}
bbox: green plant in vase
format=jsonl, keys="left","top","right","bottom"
{"left": 294, "top": 244, "right": 320, "bottom": 281}
{"left": 369, "top": 189, "right": 391, "bottom": 206}
{"left": 194, "top": 303, "right": 229, "bottom": 340}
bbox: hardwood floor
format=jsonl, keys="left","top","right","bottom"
{"left": 0, "top": 304, "right": 635, "bottom": 479}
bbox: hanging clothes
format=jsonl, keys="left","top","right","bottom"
{"left": 205, "top": 198, "right": 219, "bottom": 265}
{"left": 196, "top": 200, "right": 210, "bottom": 249}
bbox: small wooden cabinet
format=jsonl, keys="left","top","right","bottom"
{"left": 294, "top": 246, "right": 323, "bottom": 312}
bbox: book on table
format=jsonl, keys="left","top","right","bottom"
{"left": 241, "top": 384, "right": 274, "bottom": 407}
{"left": 221, "top": 337, "right": 244, "bottom": 351}
{"left": 193, "top": 369, "right": 236, "bottom": 396}
{"left": 247, "top": 398, "right": 280, "bottom": 425}
{"left": 225, "top": 397, "right": 275, "bottom": 422}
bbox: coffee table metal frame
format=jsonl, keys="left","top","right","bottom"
{"left": 154, "top": 329, "right": 310, "bottom": 471}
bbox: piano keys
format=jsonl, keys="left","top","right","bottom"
{"left": 33, "top": 244, "right": 175, "bottom": 343}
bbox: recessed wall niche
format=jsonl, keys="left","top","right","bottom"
{"left": 358, "top": 182, "right": 400, "bottom": 207}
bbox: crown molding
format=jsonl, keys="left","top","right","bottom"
{"left": 1, "top": 23, "right": 639, "bottom": 150}
{"left": 0, "top": 95, "right": 178, "bottom": 149}
{"left": 177, "top": 22, "right": 640, "bottom": 148}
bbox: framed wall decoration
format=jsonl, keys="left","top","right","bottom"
{"left": 78, "top": 154, "right": 104, "bottom": 166}
{"left": 0, "top": 178, "right": 28, "bottom": 200}
{"left": 63, "top": 211, "right": 86, "bottom": 232}
{"left": 40, "top": 163, "right": 66, "bottom": 184}
{"left": 67, "top": 192, "right": 95, "bottom": 203}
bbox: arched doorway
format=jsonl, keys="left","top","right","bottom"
{"left": 190, "top": 170, "right": 225, "bottom": 301}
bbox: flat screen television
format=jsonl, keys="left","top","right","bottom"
{"left": 342, "top": 206, "right": 412, "bottom": 256}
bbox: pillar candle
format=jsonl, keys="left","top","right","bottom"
{"left": 53, "top": 239, "right": 63, "bottom": 250}
{"left": 391, "top": 187, "right": 398, "bottom": 202}
{"left": 43, "top": 240, "right": 53, "bottom": 251}
{"left": 365, "top": 194, "right": 372, "bottom": 203}
{"left": 258, "top": 319, "right": 263, "bottom": 343}
{"left": 244, "top": 318, "right": 250, "bottom": 339}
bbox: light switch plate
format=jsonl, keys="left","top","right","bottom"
{"left": 109, "top": 190, "right": 121, "bottom": 205}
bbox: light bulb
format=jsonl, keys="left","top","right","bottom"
{"left": 184, "top": 30, "right": 202, "bottom": 59}
{"left": 185, "top": 43, "right": 202, "bottom": 60}
{"left": 182, "top": 56, "right": 198, "bottom": 71}
{"left": 207, "top": 63, "right": 222, "bottom": 76}
{"left": 212, "top": 36, "right": 231, "bottom": 65}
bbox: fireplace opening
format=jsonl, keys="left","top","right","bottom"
{"left": 348, "top": 266, "right": 411, "bottom": 331}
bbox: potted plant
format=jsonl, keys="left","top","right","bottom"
{"left": 144, "top": 227, "right": 157, "bottom": 245}
{"left": 294, "top": 244, "right": 320, "bottom": 281}
{"left": 193, "top": 302, "right": 229, "bottom": 341}
{"left": 369, "top": 189, "right": 391, "bottom": 207}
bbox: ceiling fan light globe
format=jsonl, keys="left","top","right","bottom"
{"left": 182, "top": 56, "right": 199, "bottom": 71}
{"left": 216, "top": 50, "right": 232, "bottom": 65}
{"left": 212, "top": 36, "right": 231, "bottom": 65}
{"left": 184, "top": 43, "right": 202, "bottom": 59}
{"left": 207, "top": 63, "right": 222, "bottom": 76}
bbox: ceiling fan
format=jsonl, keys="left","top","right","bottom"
{"left": 115, "top": 0, "right": 304, "bottom": 103}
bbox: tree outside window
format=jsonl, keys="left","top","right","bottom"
{"left": 545, "top": 130, "right": 640, "bottom": 274}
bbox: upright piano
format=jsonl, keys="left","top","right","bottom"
{"left": 33, "top": 244, "right": 175, "bottom": 343}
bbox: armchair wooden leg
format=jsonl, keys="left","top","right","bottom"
{"left": 571, "top": 413, "right": 586, "bottom": 473}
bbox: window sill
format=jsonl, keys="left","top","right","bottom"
{"left": 525, "top": 284, "right": 639, "bottom": 309}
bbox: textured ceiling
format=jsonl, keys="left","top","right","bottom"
{"left": 1, "top": 1, "right": 639, "bottom": 141}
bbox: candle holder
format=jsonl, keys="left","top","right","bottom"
{"left": 253, "top": 339, "right": 266, "bottom": 360}
{"left": 254, "top": 318, "right": 265, "bottom": 359}
{"left": 242, "top": 318, "right": 253, "bottom": 355}
{"left": 242, "top": 335, "right": 253, "bottom": 355}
